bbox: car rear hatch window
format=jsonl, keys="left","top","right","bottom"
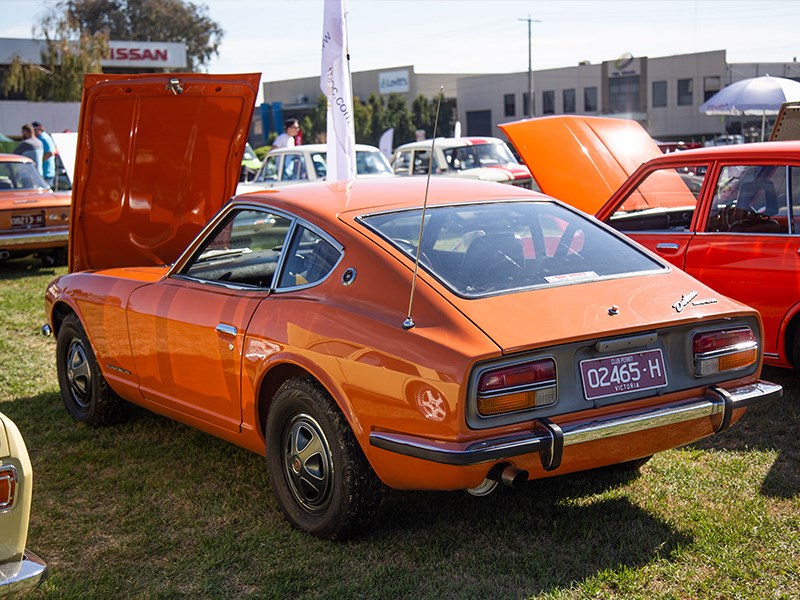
{"left": 360, "top": 200, "right": 666, "bottom": 298}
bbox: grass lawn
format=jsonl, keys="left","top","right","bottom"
{"left": 1, "top": 257, "right": 798, "bottom": 599}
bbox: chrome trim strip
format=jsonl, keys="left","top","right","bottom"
{"left": 369, "top": 381, "right": 782, "bottom": 466}
{"left": 0, "top": 550, "right": 47, "bottom": 594}
{"left": 0, "top": 230, "right": 68, "bottom": 247}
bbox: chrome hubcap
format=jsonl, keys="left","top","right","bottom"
{"left": 66, "top": 339, "right": 92, "bottom": 410}
{"left": 283, "top": 413, "right": 333, "bottom": 513}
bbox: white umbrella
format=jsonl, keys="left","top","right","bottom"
{"left": 699, "top": 75, "right": 800, "bottom": 140}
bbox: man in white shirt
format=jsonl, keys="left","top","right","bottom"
{"left": 273, "top": 119, "right": 300, "bottom": 148}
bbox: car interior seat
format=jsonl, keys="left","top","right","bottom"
{"left": 461, "top": 232, "right": 525, "bottom": 292}
{"left": 729, "top": 179, "right": 781, "bottom": 233}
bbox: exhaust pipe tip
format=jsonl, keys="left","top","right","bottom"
{"left": 500, "top": 465, "right": 529, "bottom": 489}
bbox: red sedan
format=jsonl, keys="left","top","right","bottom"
{"left": 503, "top": 116, "right": 800, "bottom": 373}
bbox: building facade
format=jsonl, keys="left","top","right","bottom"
{"left": 263, "top": 50, "right": 800, "bottom": 144}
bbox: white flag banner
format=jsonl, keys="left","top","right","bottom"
{"left": 321, "top": 0, "right": 356, "bottom": 181}
{"left": 378, "top": 127, "right": 394, "bottom": 160}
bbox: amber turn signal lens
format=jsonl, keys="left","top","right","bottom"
{"left": 0, "top": 465, "right": 17, "bottom": 511}
{"left": 477, "top": 387, "right": 557, "bottom": 416}
{"left": 693, "top": 327, "right": 758, "bottom": 376}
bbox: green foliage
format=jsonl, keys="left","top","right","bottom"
{"left": 386, "top": 92, "right": 415, "bottom": 145}
{"left": 2, "top": 10, "right": 107, "bottom": 102}
{"left": 64, "top": 0, "right": 223, "bottom": 71}
{"left": 253, "top": 145, "right": 271, "bottom": 160}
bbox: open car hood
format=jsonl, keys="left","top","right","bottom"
{"left": 499, "top": 116, "right": 662, "bottom": 214}
{"left": 70, "top": 73, "right": 260, "bottom": 272}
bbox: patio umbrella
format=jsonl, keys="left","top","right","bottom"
{"left": 699, "top": 75, "right": 800, "bottom": 140}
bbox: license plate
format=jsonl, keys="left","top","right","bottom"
{"left": 11, "top": 212, "right": 45, "bottom": 228}
{"left": 580, "top": 349, "right": 667, "bottom": 400}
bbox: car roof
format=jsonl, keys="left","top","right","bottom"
{"left": 394, "top": 137, "right": 506, "bottom": 151}
{"left": 0, "top": 153, "right": 33, "bottom": 163}
{"left": 234, "top": 176, "right": 545, "bottom": 224}
{"left": 643, "top": 139, "right": 800, "bottom": 162}
{"left": 268, "top": 143, "right": 382, "bottom": 155}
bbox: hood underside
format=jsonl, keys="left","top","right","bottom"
{"left": 499, "top": 116, "right": 662, "bottom": 214}
{"left": 70, "top": 73, "right": 260, "bottom": 272}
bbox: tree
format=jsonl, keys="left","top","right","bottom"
{"left": 412, "top": 94, "right": 433, "bottom": 138}
{"left": 353, "top": 96, "right": 372, "bottom": 144}
{"left": 385, "top": 93, "right": 415, "bottom": 145}
{"left": 367, "top": 93, "right": 387, "bottom": 146}
{"left": 63, "top": 0, "right": 223, "bottom": 71}
{"left": 2, "top": 11, "right": 107, "bottom": 101}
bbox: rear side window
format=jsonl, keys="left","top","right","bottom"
{"left": 361, "top": 201, "right": 664, "bottom": 297}
{"left": 607, "top": 164, "right": 707, "bottom": 232}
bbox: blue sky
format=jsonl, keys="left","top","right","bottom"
{"left": 2, "top": 0, "right": 799, "bottom": 94}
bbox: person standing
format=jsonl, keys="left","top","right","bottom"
{"left": 32, "top": 121, "right": 56, "bottom": 187}
{"left": 14, "top": 123, "right": 43, "bottom": 175}
{"left": 272, "top": 118, "right": 300, "bottom": 148}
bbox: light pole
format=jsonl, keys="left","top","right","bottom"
{"left": 519, "top": 15, "right": 541, "bottom": 118}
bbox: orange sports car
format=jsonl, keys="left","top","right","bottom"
{"left": 43, "top": 74, "right": 781, "bottom": 539}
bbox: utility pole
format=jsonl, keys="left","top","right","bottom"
{"left": 518, "top": 15, "right": 541, "bottom": 118}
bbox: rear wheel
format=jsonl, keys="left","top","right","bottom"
{"left": 56, "top": 314, "right": 126, "bottom": 425}
{"left": 792, "top": 329, "right": 800, "bottom": 377}
{"left": 266, "top": 377, "right": 383, "bottom": 540}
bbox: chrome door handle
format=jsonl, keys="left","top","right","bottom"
{"left": 656, "top": 243, "right": 680, "bottom": 251}
{"left": 215, "top": 323, "right": 238, "bottom": 337}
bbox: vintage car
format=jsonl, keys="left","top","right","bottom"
{"left": 0, "top": 154, "right": 70, "bottom": 266}
{"left": 236, "top": 143, "right": 393, "bottom": 193}
{"left": 0, "top": 411, "right": 47, "bottom": 593}
{"left": 43, "top": 74, "right": 781, "bottom": 539}
{"left": 501, "top": 115, "right": 800, "bottom": 373}
{"left": 390, "top": 137, "right": 534, "bottom": 189}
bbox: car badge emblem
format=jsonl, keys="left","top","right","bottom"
{"left": 673, "top": 291, "right": 698, "bottom": 313}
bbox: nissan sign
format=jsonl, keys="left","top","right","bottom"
{"left": 104, "top": 41, "right": 187, "bottom": 68}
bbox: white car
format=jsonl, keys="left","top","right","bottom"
{"left": 390, "top": 137, "right": 534, "bottom": 189}
{"left": 0, "top": 411, "right": 46, "bottom": 593}
{"left": 237, "top": 143, "right": 393, "bottom": 193}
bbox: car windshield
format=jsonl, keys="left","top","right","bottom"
{"left": 312, "top": 150, "right": 394, "bottom": 179}
{"left": 0, "top": 161, "right": 50, "bottom": 191}
{"left": 443, "top": 143, "right": 518, "bottom": 171}
{"left": 361, "top": 201, "right": 664, "bottom": 297}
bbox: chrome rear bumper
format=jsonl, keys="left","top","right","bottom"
{"left": 0, "top": 550, "right": 47, "bottom": 595}
{"left": 0, "top": 229, "right": 68, "bottom": 248}
{"left": 369, "top": 381, "right": 782, "bottom": 469}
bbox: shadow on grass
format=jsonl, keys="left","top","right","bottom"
{"left": 4, "top": 392, "right": 693, "bottom": 598}
{"left": 0, "top": 256, "right": 60, "bottom": 281}
{"left": 362, "top": 469, "right": 691, "bottom": 597}
{"left": 687, "top": 366, "right": 799, "bottom": 498}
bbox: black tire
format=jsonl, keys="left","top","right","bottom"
{"left": 792, "top": 329, "right": 800, "bottom": 377}
{"left": 266, "top": 377, "right": 383, "bottom": 540}
{"left": 56, "top": 314, "right": 126, "bottom": 426}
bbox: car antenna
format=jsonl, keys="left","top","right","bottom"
{"left": 403, "top": 86, "right": 444, "bottom": 331}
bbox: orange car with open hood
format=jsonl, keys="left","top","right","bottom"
{"left": 43, "top": 75, "right": 781, "bottom": 539}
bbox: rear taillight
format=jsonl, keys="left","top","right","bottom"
{"left": 477, "top": 358, "right": 557, "bottom": 416}
{"left": 693, "top": 328, "right": 758, "bottom": 376}
{"left": 0, "top": 465, "right": 17, "bottom": 511}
